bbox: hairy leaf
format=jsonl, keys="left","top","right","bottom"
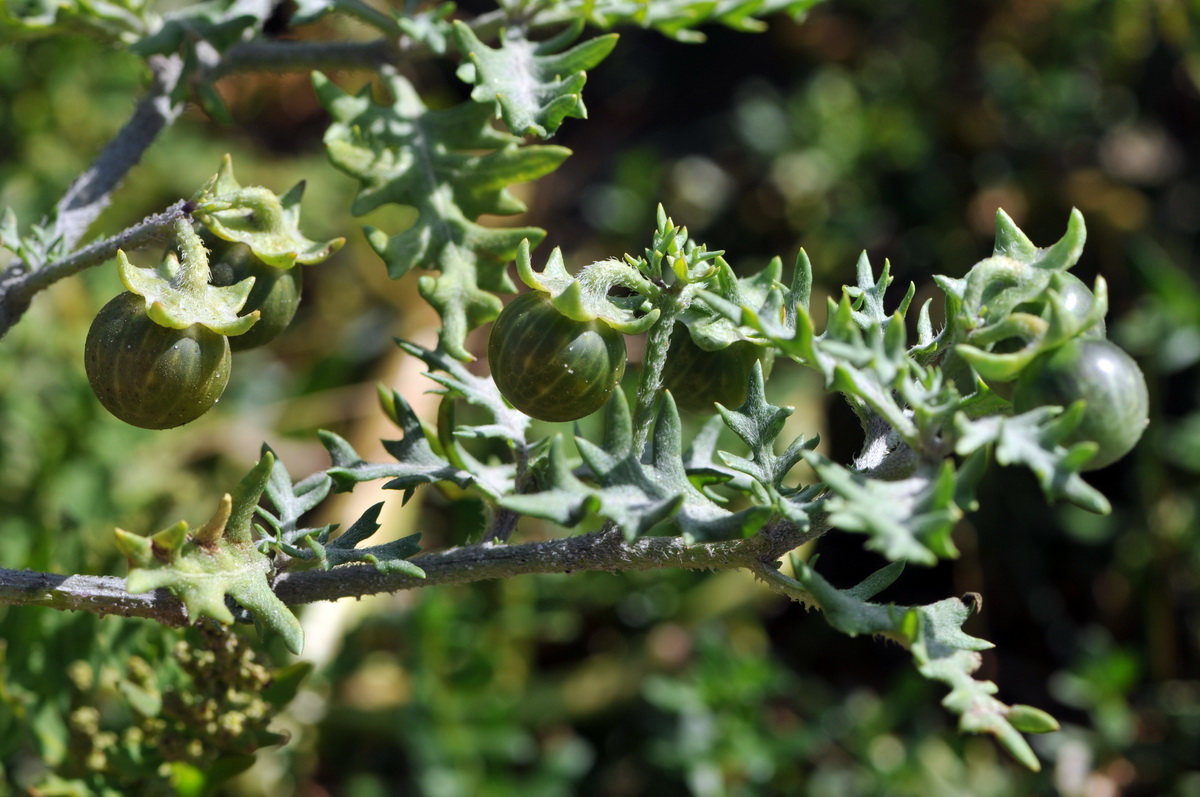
{"left": 454, "top": 20, "right": 618, "bottom": 138}
{"left": 498, "top": 435, "right": 599, "bottom": 528}
{"left": 395, "top": 2, "right": 457, "bottom": 54}
{"left": 683, "top": 254, "right": 786, "bottom": 353}
{"left": 682, "top": 414, "right": 755, "bottom": 500}
{"left": 318, "top": 399, "right": 476, "bottom": 498}
{"left": 319, "top": 340, "right": 532, "bottom": 502}
{"left": 113, "top": 454, "right": 304, "bottom": 654}
{"left": 129, "top": 0, "right": 269, "bottom": 119}
{"left": 301, "top": 503, "right": 426, "bottom": 576}
{"left": 291, "top": 0, "right": 399, "bottom": 31}
{"left": 0, "top": 0, "right": 150, "bottom": 41}
{"left": 132, "top": 0, "right": 262, "bottom": 55}
{"left": 0, "top": 212, "right": 67, "bottom": 270}
{"left": 315, "top": 70, "right": 570, "bottom": 359}
{"left": 955, "top": 406, "right": 1110, "bottom": 514}
{"left": 396, "top": 340, "right": 532, "bottom": 448}
{"left": 255, "top": 444, "right": 333, "bottom": 552}
{"left": 504, "top": 391, "right": 771, "bottom": 540}
{"left": 770, "top": 560, "right": 1058, "bottom": 771}
{"left": 711, "top": 212, "right": 1116, "bottom": 523}
{"left": 572, "top": 0, "right": 822, "bottom": 42}
{"left": 715, "top": 363, "right": 814, "bottom": 490}
{"left": 715, "top": 252, "right": 923, "bottom": 445}
{"left": 806, "top": 455, "right": 962, "bottom": 565}
{"left": 844, "top": 252, "right": 914, "bottom": 329}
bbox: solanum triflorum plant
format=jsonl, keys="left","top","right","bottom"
{"left": 0, "top": 0, "right": 1152, "bottom": 783}
{"left": 316, "top": 206, "right": 1143, "bottom": 770}
{"left": 115, "top": 204, "right": 1142, "bottom": 771}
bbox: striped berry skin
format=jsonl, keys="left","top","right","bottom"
{"left": 85, "top": 292, "right": 231, "bottom": 429}
{"left": 488, "top": 290, "right": 626, "bottom": 422}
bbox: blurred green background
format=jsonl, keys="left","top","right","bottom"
{"left": 1, "top": 0, "right": 1199, "bottom": 794}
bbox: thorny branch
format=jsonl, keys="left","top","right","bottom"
{"left": 0, "top": 7, "right": 520, "bottom": 337}
{"left": 0, "top": 55, "right": 185, "bottom": 338}
{"left": 0, "top": 516, "right": 826, "bottom": 627}
{"left": 0, "top": 2, "right": 849, "bottom": 630}
{"left": 52, "top": 55, "right": 186, "bottom": 252}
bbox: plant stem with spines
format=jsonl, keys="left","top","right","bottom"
{"left": 632, "top": 304, "right": 681, "bottom": 455}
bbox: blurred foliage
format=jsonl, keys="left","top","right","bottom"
{"left": 2, "top": 0, "right": 1199, "bottom": 795}
{"left": 24, "top": 628, "right": 308, "bottom": 797}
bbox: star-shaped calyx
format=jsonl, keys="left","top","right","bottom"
{"left": 119, "top": 218, "right": 259, "bottom": 335}
{"left": 192, "top": 154, "right": 345, "bottom": 268}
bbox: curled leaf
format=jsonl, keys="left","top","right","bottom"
{"left": 515, "top": 239, "right": 659, "bottom": 333}
{"left": 193, "top": 154, "right": 345, "bottom": 268}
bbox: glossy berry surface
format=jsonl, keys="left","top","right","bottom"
{"left": 207, "top": 238, "right": 302, "bottom": 351}
{"left": 488, "top": 290, "right": 626, "bottom": 422}
{"left": 85, "top": 292, "right": 232, "bottom": 429}
{"left": 661, "top": 325, "right": 772, "bottom": 414}
{"left": 1051, "top": 272, "right": 1106, "bottom": 338}
{"left": 1012, "top": 337, "right": 1148, "bottom": 470}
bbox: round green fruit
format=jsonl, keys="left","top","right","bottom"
{"left": 487, "top": 290, "right": 627, "bottom": 422}
{"left": 85, "top": 292, "right": 232, "bottom": 429}
{"left": 207, "top": 238, "right": 302, "bottom": 351}
{"left": 1012, "top": 337, "right": 1148, "bottom": 470}
{"left": 661, "top": 324, "right": 773, "bottom": 414}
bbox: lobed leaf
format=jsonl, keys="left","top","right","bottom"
{"left": 954, "top": 406, "right": 1110, "bottom": 514}
{"left": 315, "top": 70, "right": 570, "bottom": 359}
{"left": 453, "top": 20, "right": 618, "bottom": 138}
{"left": 804, "top": 455, "right": 963, "bottom": 565}
{"left": 0, "top": 0, "right": 150, "bottom": 41}
{"left": 318, "top": 407, "right": 477, "bottom": 499}
{"left": 395, "top": 340, "right": 532, "bottom": 447}
{"left": 573, "top": 0, "right": 822, "bottom": 42}
{"left": 504, "top": 391, "right": 771, "bottom": 541}
{"left": 318, "top": 340, "right": 534, "bottom": 503}
{"left": 114, "top": 454, "right": 304, "bottom": 654}
{"left": 715, "top": 362, "right": 813, "bottom": 494}
{"left": 684, "top": 256, "right": 783, "bottom": 349}
{"left": 769, "top": 560, "right": 1058, "bottom": 771}
{"left": 131, "top": 0, "right": 259, "bottom": 55}
{"left": 255, "top": 444, "right": 334, "bottom": 552}
{"left": 718, "top": 251, "right": 923, "bottom": 447}
{"left": 0, "top": 213, "right": 68, "bottom": 271}
{"left": 301, "top": 503, "right": 426, "bottom": 577}
{"left": 128, "top": 0, "right": 267, "bottom": 119}
{"left": 680, "top": 415, "right": 752, "bottom": 499}
{"left": 291, "top": 0, "right": 398, "bottom": 31}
